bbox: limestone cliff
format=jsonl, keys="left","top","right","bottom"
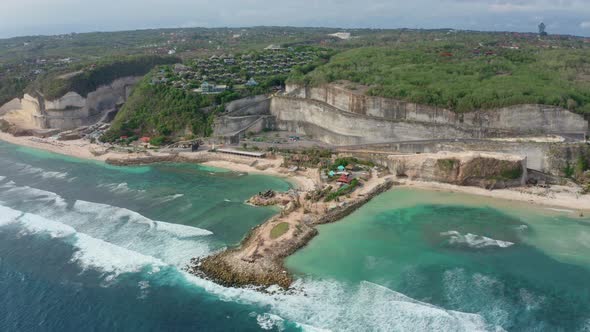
{"left": 387, "top": 152, "right": 527, "bottom": 189}
{"left": 278, "top": 83, "right": 588, "bottom": 144}
{"left": 0, "top": 76, "right": 140, "bottom": 130}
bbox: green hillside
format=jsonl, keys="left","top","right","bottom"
{"left": 29, "top": 55, "right": 178, "bottom": 99}
{"left": 100, "top": 72, "right": 234, "bottom": 144}
{"left": 294, "top": 45, "right": 590, "bottom": 114}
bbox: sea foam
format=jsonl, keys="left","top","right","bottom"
{"left": 2, "top": 202, "right": 494, "bottom": 331}
{"left": 72, "top": 200, "right": 213, "bottom": 238}
{"left": 180, "top": 272, "right": 495, "bottom": 332}
{"left": 97, "top": 182, "right": 146, "bottom": 195}
{"left": 72, "top": 233, "right": 165, "bottom": 276}
{"left": 441, "top": 231, "right": 514, "bottom": 249}
{"left": 0, "top": 178, "right": 501, "bottom": 331}
{"left": 0, "top": 205, "right": 25, "bottom": 226}
{"left": 0, "top": 182, "right": 213, "bottom": 266}
{"left": 16, "top": 163, "right": 69, "bottom": 180}
{"left": 0, "top": 204, "right": 165, "bottom": 278}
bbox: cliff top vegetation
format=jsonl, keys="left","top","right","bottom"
{"left": 292, "top": 44, "right": 590, "bottom": 114}
{"left": 27, "top": 55, "right": 178, "bottom": 100}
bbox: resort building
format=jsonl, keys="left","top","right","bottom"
{"left": 194, "top": 82, "right": 227, "bottom": 94}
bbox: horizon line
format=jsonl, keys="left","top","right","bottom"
{"left": 2, "top": 24, "right": 590, "bottom": 41}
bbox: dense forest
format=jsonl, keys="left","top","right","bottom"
{"left": 295, "top": 45, "right": 590, "bottom": 114}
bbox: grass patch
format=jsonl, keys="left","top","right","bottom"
{"left": 270, "top": 222, "right": 290, "bottom": 239}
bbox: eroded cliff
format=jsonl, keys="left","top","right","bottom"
{"left": 387, "top": 151, "right": 527, "bottom": 189}
{"left": 0, "top": 76, "right": 140, "bottom": 130}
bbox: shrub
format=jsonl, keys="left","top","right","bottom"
{"left": 149, "top": 136, "right": 167, "bottom": 146}
{"left": 325, "top": 178, "right": 360, "bottom": 202}
{"left": 500, "top": 165, "right": 524, "bottom": 180}
{"left": 298, "top": 46, "right": 590, "bottom": 114}
{"left": 437, "top": 158, "right": 459, "bottom": 172}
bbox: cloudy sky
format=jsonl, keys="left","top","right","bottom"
{"left": 1, "top": 0, "right": 590, "bottom": 38}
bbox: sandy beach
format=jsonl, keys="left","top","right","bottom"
{"left": 0, "top": 132, "right": 317, "bottom": 191}
{"left": 399, "top": 179, "right": 590, "bottom": 213}
{"left": 0, "top": 132, "right": 115, "bottom": 161}
{"left": 1, "top": 132, "right": 588, "bottom": 212}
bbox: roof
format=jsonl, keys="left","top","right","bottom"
{"left": 265, "top": 44, "right": 283, "bottom": 50}
{"left": 216, "top": 148, "right": 266, "bottom": 158}
{"left": 337, "top": 174, "right": 351, "bottom": 183}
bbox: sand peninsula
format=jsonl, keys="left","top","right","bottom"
{"left": 1, "top": 132, "right": 590, "bottom": 289}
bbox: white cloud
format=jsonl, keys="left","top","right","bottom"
{"left": 581, "top": 21, "right": 590, "bottom": 29}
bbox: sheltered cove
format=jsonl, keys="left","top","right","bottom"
{"left": 184, "top": 150, "right": 530, "bottom": 288}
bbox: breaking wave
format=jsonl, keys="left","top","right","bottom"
{"left": 0, "top": 205, "right": 164, "bottom": 278}
{"left": 0, "top": 181, "right": 213, "bottom": 266}
{"left": 0, "top": 197, "right": 500, "bottom": 331}
{"left": 0, "top": 181, "right": 68, "bottom": 208}
{"left": 14, "top": 162, "right": 70, "bottom": 180}
{"left": 97, "top": 182, "right": 146, "bottom": 195}
{"left": 178, "top": 273, "right": 496, "bottom": 332}
{"left": 0, "top": 178, "right": 502, "bottom": 331}
{"left": 440, "top": 231, "right": 514, "bottom": 249}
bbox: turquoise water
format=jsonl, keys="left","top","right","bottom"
{"left": 287, "top": 189, "right": 590, "bottom": 331}
{"left": 2, "top": 140, "right": 590, "bottom": 331}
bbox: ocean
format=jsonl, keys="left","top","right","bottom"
{"left": 1, "top": 140, "right": 589, "bottom": 331}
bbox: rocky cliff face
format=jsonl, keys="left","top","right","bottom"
{"left": 285, "top": 83, "right": 588, "bottom": 139}
{"left": 0, "top": 76, "right": 140, "bottom": 130}
{"left": 387, "top": 152, "right": 527, "bottom": 189}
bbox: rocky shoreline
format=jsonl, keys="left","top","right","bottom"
{"left": 186, "top": 177, "right": 394, "bottom": 289}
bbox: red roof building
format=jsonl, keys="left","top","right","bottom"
{"left": 140, "top": 137, "right": 151, "bottom": 143}
{"left": 337, "top": 174, "right": 351, "bottom": 184}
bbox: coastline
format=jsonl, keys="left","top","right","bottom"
{"left": 1, "top": 132, "right": 587, "bottom": 211}
{"left": 0, "top": 132, "right": 316, "bottom": 191}
{"left": 3, "top": 131, "right": 589, "bottom": 289}
{"left": 0, "top": 132, "right": 113, "bottom": 161}
{"left": 399, "top": 179, "right": 590, "bottom": 213}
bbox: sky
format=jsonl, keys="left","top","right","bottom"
{"left": 1, "top": 0, "right": 590, "bottom": 38}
